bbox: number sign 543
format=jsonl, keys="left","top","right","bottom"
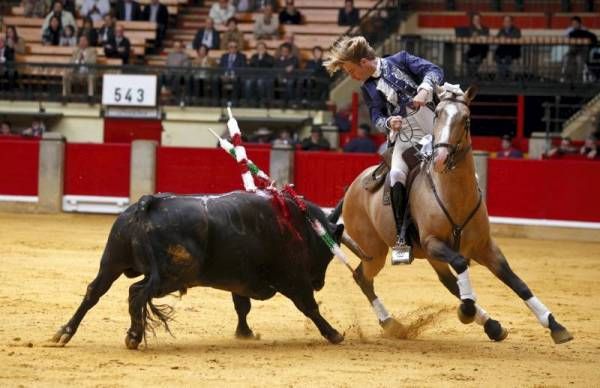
{"left": 102, "top": 74, "right": 157, "bottom": 107}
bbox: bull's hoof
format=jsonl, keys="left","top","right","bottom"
{"left": 457, "top": 299, "right": 476, "bottom": 324}
{"left": 484, "top": 319, "right": 508, "bottom": 342}
{"left": 124, "top": 331, "right": 141, "bottom": 350}
{"left": 326, "top": 330, "right": 344, "bottom": 345}
{"left": 548, "top": 314, "right": 573, "bottom": 344}
{"left": 50, "top": 326, "right": 73, "bottom": 347}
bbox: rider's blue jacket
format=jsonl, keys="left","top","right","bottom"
{"left": 361, "top": 51, "right": 443, "bottom": 133}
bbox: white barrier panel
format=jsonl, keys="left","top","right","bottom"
{"left": 63, "top": 195, "right": 129, "bottom": 214}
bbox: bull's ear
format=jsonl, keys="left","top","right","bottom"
{"left": 333, "top": 224, "right": 344, "bottom": 243}
{"left": 464, "top": 85, "right": 478, "bottom": 104}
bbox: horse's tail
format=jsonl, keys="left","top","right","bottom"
{"left": 328, "top": 197, "right": 344, "bottom": 223}
{"left": 131, "top": 195, "right": 174, "bottom": 341}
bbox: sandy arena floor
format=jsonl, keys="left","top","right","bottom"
{"left": 1, "top": 212, "right": 599, "bottom": 387}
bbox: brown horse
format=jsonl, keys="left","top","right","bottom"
{"left": 335, "top": 86, "right": 573, "bottom": 344}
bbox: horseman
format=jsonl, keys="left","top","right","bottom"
{"left": 324, "top": 36, "right": 444, "bottom": 263}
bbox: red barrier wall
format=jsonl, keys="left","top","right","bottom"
{"left": 156, "top": 146, "right": 271, "bottom": 194}
{"left": 487, "top": 158, "right": 600, "bottom": 222}
{"left": 293, "top": 151, "right": 380, "bottom": 207}
{"left": 64, "top": 143, "right": 131, "bottom": 197}
{"left": 103, "top": 118, "right": 162, "bottom": 144}
{"left": 0, "top": 138, "right": 39, "bottom": 196}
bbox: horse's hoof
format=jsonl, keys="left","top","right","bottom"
{"left": 51, "top": 326, "right": 73, "bottom": 346}
{"left": 124, "top": 331, "right": 141, "bottom": 350}
{"left": 235, "top": 327, "right": 259, "bottom": 340}
{"left": 548, "top": 314, "right": 574, "bottom": 344}
{"left": 326, "top": 330, "right": 344, "bottom": 345}
{"left": 484, "top": 319, "right": 508, "bottom": 342}
{"left": 457, "top": 300, "right": 476, "bottom": 324}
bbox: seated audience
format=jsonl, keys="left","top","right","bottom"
{"left": 279, "top": 0, "right": 302, "bottom": 25}
{"left": 22, "top": 119, "right": 46, "bottom": 137}
{"left": 42, "top": 15, "right": 62, "bottom": 46}
{"left": 233, "top": 0, "right": 257, "bottom": 12}
{"left": 218, "top": 39, "right": 247, "bottom": 101}
{"left": 245, "top": 41, "right": 275, "bottom": 106}
{"left": 547, "top": 136, "right": 577, "bottom": 158}
{"left": 338, "top": 0, "right": 360, "bottom": 27}
{"left": 78, "top": 17, "right": 99, "bottom": 47}
{"left": 116, "top": 0, "right": 143, "bottom": 21}
{"left": 495, "top": 15, "right": 521, "bottom": 79}
{"left": 274, "top": 42, "right": 299, "bottom": 104}
{"left": 301, "top": 126, "right": 330, "bottom": 151}
{"left": 304, "top": 45, "right": 329, "bottom": 101}
{"left": 272, "top": 129, "right": 296, "bottom": 147}
{"left": 275, "top": 33, "right": 300, "bottom": 59}
{"left": 209, "top": 0, "right": 236, "bottom": 27}
{"left": 462, "top": 13, "right": 489, "bottom": 76}
{"left": 22, "top": 0, "right": 51, "bottom": 18}
{"left": 343, "top": 123, "right": 377, "bottom": 153}
{"left": 192, "top": 18, "right": 220, "bottom": 50}
{"left": 496, "top": 134, "right": 523, "bottom": 158}
{"left": 190, "top": 44, "right": 216, "bottom": 98}
{"left": 104, "top": 25, "right": 131, "bottom": 64}
{"left": 42, "top": 1, "right": 77, "bottom": 34}
{"left": 98, "top": 14, "right": 116, "bottom": 46}
{"left": 60, "top": 25, "right": 77, "bottom": 46}
{"left": 252, "top": 127, "right": 272, "bottom": 144}
{"left": 0, "top": 121, "right": 13, "bottom": 135}
{"left": 161, "top": 40, "right": 190, "bottom": 98}
{"left": 580, "top": 134, "right": 598, "bottom": 159}
{"left": 142, "top": 0, "right": 169, "bottom": 51}
{"left": 220, "top": 17, "right": 245, "bottom": 51}
{"left": 62, "top": 35, "right": 97, "bottom": 98}
{"left": 253, "top": 4, "right": 280, "bottom": 40}
{"left": 5, "top": 26, "right": 26, "bottom": 55}
{"left": 81, "top": 0, "right": 110, "bottom": 22}
{"left": 0, "top": 38, "right": 16, "bottom": 91}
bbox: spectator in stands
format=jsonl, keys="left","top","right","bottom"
{"left": 60, "top": 25, "right": 77, "bottom": 46}
{"left": 496, "top": 134, "right": 523, "bottom": 158}
{"left": 190, "top": 44, "right": 216, "bottom": 99}
{"left": 272, "top": 129, "right": 296, "bottom": 147}
{"left": 98, "top": 14, "right": 115, "bottom": 46}
{"left": 252, "top": 127, "right": 272, "bottom": 143}
{"left": 218, "top": 39, "right": 247, "bottom": 101}
{"left": 305, "top": 45, "right": 329, "bottom": 102}
{"left": 209, "top": 0, "right": 236, "bottom": 27}
{"left": 192, "top": 17, "right": 220, "bottom": 50}
{"left": 5, "top": 26, "right": 26, "bottom": 55}
{"left": 42, "top": 15, "right": 62, "bottom": 46}
{"left": 343, "top": 123, "right": 377, "bottom": 153}
{"left": 275, "top": 42, "right": 299, "bottom": 105}
{"left": 81, "top": 0, "right": 110, "bottom": 22}
{"left": 116, "top": 0, "right": 143, "bottom": 22}
{"left": 62, "top": 34, "right": 97, "bottom": 99}
{"left": 279, "top": 0, "right": 302, "bottom": 25}
{"left": 494, "top": 15, "right": 521, "bottom": 80}
{"left": 22, "top": 0, "right": 51, "bottom": 18}
{"left": 245, "top": 41, "right": 274, "bottom": 106}
{"left": 562, "top": 16, "right": 598, "bottom": 83}
{"left": 104, "top": 24, "right": 131, "bottom": 64}
{"left": 142, "top": 0, "right": 169, "bottom": 51}
{"left": 253, "top": 4, "right": 280, "bottom": 40}
{"left": 161, "top": 40, "right": 190, "bottom": 98}
{"left": 42, "top": 1, "right": 77, "bottom": 34}
{"left": 275, "top": 33, "right": 300, "bottom": 58}
{"left": 0, "top": 37, "right": 16, "bottom": 92}
{"left": 220, "top": 17, "right": 245, "bottom": 51}
{"left": 547, "top": 136, "right": 577, "bottom": 158}
{"left": 301, "top": 126, "right": 330, "bottom": 151}
{"left": 463, "top": 12, "right": 489, "bottom": 77}
{"left": 580, "top": 134, "right": 598, "bottom": 159}
{"left": 0, "top": 121, "right": 12, "bottom": 135}
{"left": 233, "top": 0, "right": 256, "bottom": 12}
{"left": 338, "top": 0, "right": 360, "bottom": 27}
{"left": 78, "top": 17, "right": 98, "bottom": 47}
{"left": 22, "top": 119, "right": 46, "bottom": 137}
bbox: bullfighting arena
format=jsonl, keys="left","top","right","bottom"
{"left": 1, "top": 211, "right": 599, "bottom": 387}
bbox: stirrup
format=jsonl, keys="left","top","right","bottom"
{"left": 391, "top": 238, "right": 413, "bottom": 265}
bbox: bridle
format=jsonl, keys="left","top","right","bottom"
{"left": 431, "top": 97, "right": 472, "bottom": 173}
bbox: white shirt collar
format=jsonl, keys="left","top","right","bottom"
{"left": 372, "top": 57, "right": 382, "bottom": 78}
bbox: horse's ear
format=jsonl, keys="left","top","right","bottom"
{"left": 464, "top": 85, "right": 479, "bottom": 104}
{"left": 435, "top": 84, "right": 445, "bottom": 100}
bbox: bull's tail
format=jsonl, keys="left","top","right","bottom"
{"left": 131, "top": 195, "right": 174, "bottom": 341}
{"left": 328, "top": 198, "right": 344, "bottom": 224}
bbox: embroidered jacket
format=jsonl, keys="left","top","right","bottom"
{"left": 361, "top": 51, "right": 443, "bottom": 133}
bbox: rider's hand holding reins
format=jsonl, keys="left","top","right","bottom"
{"left": 411, "top": 89, "right": 429, "bottom": 108}
{"left": 387, "top": 116, "right": 404, "bottom": 132}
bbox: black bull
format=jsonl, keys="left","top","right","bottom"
{"left": 51, "top": 191, "right": 345, "bottom": 349}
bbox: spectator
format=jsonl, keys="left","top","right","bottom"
{"left": 245, "top": 41, "right": 274, "bottom": 106}
{"left": 0, "top": 37, "right": 16, "bottom": 92}
{"left": 142, "top": 0, "right": 169, "bottom": 51}
{"left": 547, "top": 136, "right": 577, "bottom": 158}
{"left": 275, "top": 33, "right": 300, "bottom": 58}
{"left": 0, "top": 121, "right": 13, "bottom": 135}
{"left": 272, "top": 129, "right": 296, "bottom": 147}
{"left": 60, "top": 25, "right": 77, "bottom": 46}
{"left": 190, "top": 44, "right": 216, "bottom": 99}
{"left": 275, "top": 42, "right": 299, "bottom": 105}
{"left": 338, "top": 0, "right": 360, "bottom": 27}
{"left": 98, "top": 14, "right": 115, "bottom": 46}
{"left": 463, "top": 12, "right": 489, "bottom": 77}
{"left": 279, "top": 0, "right": 302, "bottom": 25}
{"left": 116, "top": 0, "right": 143, "bottom": 22}
{"left": 5, "top": 26, "right": 26, "bottom": 55}
{"left": 42, "top": 1, "right": 77, "bottom": 34}
{"left": 161, "top": 40, "right": 190, "bottom": 97}
{"left": 218, "top": 39, "right": 247, "bottom": 101}
{"left": 343, "top": 123, "right": 377, "bottom": 153}
{"left": 253, "top": 4, "right": 280, "bottom": 40}
{"left": 562, "top": 16, "right": 598, "bottom": 83}
{"left": 209, "top": 0, "right": 236, "bottom": 27}
{"left": 78, "top": 17, "right": 99, "bottom": 47}
{"left": 220, "top": 17, "right": 245, "bottom": 51}
{"left": 192, "top": 17, "right": 220, "bottom": 50}
{"left": 301, "top": 126, "right": 330, "bottom": 151}
{"left": 42, "top": 15, "right": 62, "bottom": 46}
{"left": 62, "top": 35, "right": 97, "bottom": 99}
{"left": 496, "top": 134, "right": 523, "bottom": 158}
{"left": 22, "top": 0, "right": 51, "bottom": 18}
{"left": 580, "top": 134, "right": 598, "bottom": 159}
{"left": 304, "top": 45, "right": 329, "bottom": 101}
{"left": 22, "top": 119, "right": 46, "bottom": 137}
{"left": 233, "top": 0, "right": 256, "bottom": 12}
{"left": 104, "top": 24, "right": 131, "bottom": 64}
{"left": 252, "top": 127, "right": 272, "bottom": 143}
{"left": 81, "top": 0, "right": 110, "bottom": 22}
{"left": 495, "top": 15, "right": 521, "bottom": 80}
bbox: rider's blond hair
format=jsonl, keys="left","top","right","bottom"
{"left": 324, "top": 36, "right": 376, "bottom": 75}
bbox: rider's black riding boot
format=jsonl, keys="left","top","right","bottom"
{"left": 390, "top": 182, "right": 413, "bottom": 265}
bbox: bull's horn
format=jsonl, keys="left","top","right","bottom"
{"left": 341, "top": 232, "right": 372, "bottom": 262}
